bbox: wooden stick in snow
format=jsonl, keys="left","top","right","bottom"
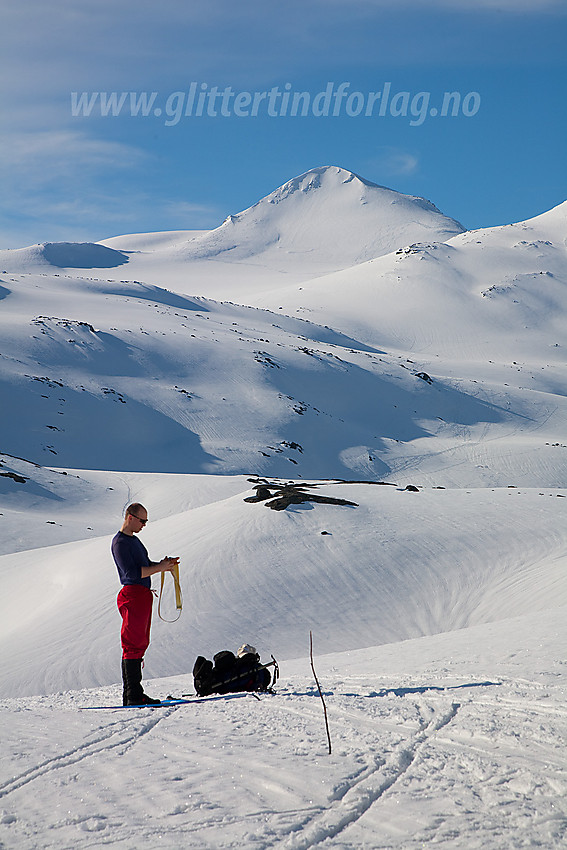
{"left": 310, "top": 630, "right": 332, "bottom": 755}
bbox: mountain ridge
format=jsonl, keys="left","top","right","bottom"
{"left": 0, "top": 165, "right": 565, "bottom": 486}
{"left": 1, "top": 165, "right": 465, "bottom": 275}
{"left": 172, "top": 165, "right": 465, "bottom": 268}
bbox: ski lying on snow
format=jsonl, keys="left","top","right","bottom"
{"left": 80, "top": 698, "right": 194, "bottom": 710}
{"left": 79, "top": 692, "right": 262, "bottom": 710}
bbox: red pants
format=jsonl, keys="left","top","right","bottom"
{"left": 117, "top": 584, "right": 153, "bottom": 660}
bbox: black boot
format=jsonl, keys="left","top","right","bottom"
{"left": 121, "top": 658, "right": 161, "bottom": 706}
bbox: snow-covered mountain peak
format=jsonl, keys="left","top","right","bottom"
{"left": 1, "top": 166, "right": 465, "bottom": 282}
{"left": 177, "top": 164, "right": 465, "bottom": 270}
{"left": 265, "top": 165, "right": 445, "bottom": 217}
{"left": 265, "top": 165, "right": 368, "bottom": 204}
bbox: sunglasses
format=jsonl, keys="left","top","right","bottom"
{"left": 130, "top": 515, "right": 148, "bottom": 525}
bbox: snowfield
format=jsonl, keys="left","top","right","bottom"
{"left": 0, "top": 166, "right": 565, "bottom": 848}
{"left": 1, "top": 611, "right": 565, "bottom": 849}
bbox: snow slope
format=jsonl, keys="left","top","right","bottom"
{"left": 0, "top": 242, "right": 129, "bottom": 271}
{"left": 168, "top": 166, "right": 465, "bottom": 266}
{"left": 1, "top": 227, "right": 566, "bottom": 486}
{"left": 1, "top": 474, "right": 565, "bottom": 697}
{"left": 0, "top": 605, "right": 565, "bottom": 849}
{"left": 1, "top": 472, "right": 565, "bottom": 847}
{"left": 262, "top": 199, "right": 567, "bottom": 362}
{"left": 0, "top": 168, "right": 566, "bottom": 848}
{"left": 95, "top": 165, "right": 465, "bottom": 299}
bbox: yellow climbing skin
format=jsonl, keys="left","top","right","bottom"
{"left": 158, "top": 560, "right": 182, "bottom": 622}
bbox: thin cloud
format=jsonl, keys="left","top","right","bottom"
{"left": 0, "top": 164, "right": 222, "bottom": 248}
{"left": 160, "top": 200, "right": 221, "bottom": 222}
{"left": 0, "top": 130, "right": 145, "bottom": 174}
{"left": 0, "top": 129, "right": 208, "bottom": 247}
{"left": 365, "top": 148, "right": 420, "bottom": 180}
{"left": 3, "top": 1, "right": 564, "bottom": 110}
{"left": 323, "top": 0, "right": 566, "bottom": 11}
{"left": 0, "top": 129, "right": 147, "bottom": 238}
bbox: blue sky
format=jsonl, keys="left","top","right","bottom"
{"left": 1, "top": 0, "right": 566, "bottom": 248}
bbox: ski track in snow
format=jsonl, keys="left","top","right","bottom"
{"left": 1, "top": 668, "right": 565, "bottom": 850}
{"left": 276, "top": 701, "right": 462, "bottom": 849}
{"left": 0, "top": 709, "right": 174, "bottom": 801}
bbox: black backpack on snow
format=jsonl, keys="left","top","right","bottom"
{"left": 193, "top": 649, "right": 279, "bottom": 696}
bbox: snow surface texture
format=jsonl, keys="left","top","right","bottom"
{"left": 0, "top": 166, "right": 566, "bottom": 848}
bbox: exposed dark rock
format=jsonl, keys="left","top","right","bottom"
{"left": 243, "top": 485, "right": 274, "bottom": 503}
{"left": 254, "top": 351, "right": 280, "bottom": 368}
{"left": 332, "top": 479, "right": 397, "bottom": 486}
{"left": 281, "top": 441, "right": 303, "bottom": 453}
{"left": 244, "top": 481, "right": 358, "bottom": 512}
{"left": 0, "top": 471, "right": 28, "bottom": 484}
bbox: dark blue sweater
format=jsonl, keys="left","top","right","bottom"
{"left": 111, "top": 531, "right": 151, "bottom": 588}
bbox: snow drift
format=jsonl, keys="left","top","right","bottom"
{"left": 0, "top": 241, "right": 129, "bottom": 271}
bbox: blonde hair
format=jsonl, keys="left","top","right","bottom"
{"left": 125, "top": 502, "right": 146, "bottom": 518}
